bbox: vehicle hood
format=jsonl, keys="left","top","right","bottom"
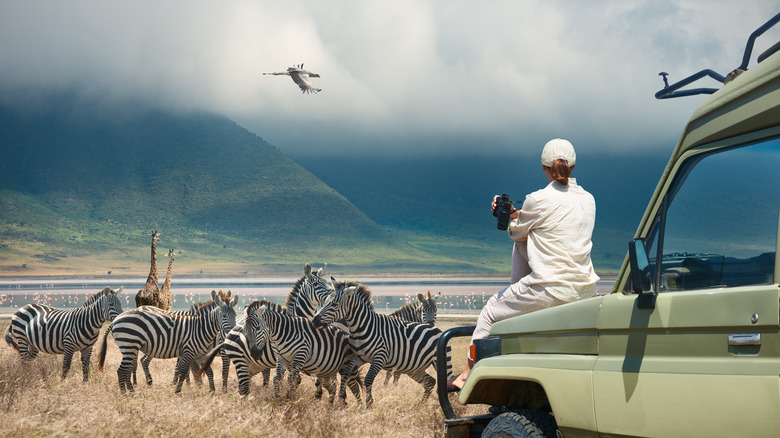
{"left": 489, "top": 295, "right": 604, "bottom": 355}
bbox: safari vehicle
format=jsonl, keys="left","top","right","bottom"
{"left": 437, "top": 13, "right": 780, "bottom": 438}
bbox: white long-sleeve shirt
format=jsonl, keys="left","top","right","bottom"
{"left": 507, "top": 178, "right": 599, "bottom": 301}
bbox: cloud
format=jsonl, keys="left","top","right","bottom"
{"left": 1, "top": 0, "right": 778, "bottom": 156}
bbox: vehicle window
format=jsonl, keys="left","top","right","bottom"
{"left": 648, "top": 139, "right": 779, "bottom": 292}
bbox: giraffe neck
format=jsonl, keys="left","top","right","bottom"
{"left": 144, "top": 238, "right": 158, "bottom": 289}
{"left": 162, "top": 256, "right": 173, "bottom": 290}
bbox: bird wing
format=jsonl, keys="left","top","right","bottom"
{"left": 290, "top": 72, "right": 321, "bottom": 94}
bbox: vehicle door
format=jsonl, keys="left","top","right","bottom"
{"left": 593, "top": 137, "right": 780, "bottom": 437}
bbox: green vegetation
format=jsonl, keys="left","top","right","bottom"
{"left": 0, "top": 99, "right": 511, "bottom": 276}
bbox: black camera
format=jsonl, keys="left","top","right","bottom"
{"left": 492, "top": 194, "right": 515, "bottom": 231}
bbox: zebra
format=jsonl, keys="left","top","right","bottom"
{"left": 312, "top": 280, "right": 452, "bottom": 407}
{"left": 97, "top": 289, "right": 238, "bottom": 394}
{"left": 197, "top": 299, "right": 283, "bottom": 396}
{"left": 132, "top": 292, "right": 235, "bottom": 391}
{"left": 4, "top": 286, "right": 124, "bottom": 381}
{"left": 246, "top": 301, "right": 361, "bottom": 404}
{"left": 197, "top": 264, "right": 348, "bottom": 396}
{"left": 383, "top": 290, "right": 441, "bottom": 385}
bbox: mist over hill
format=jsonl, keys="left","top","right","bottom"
{"left": 0, "top": 94, "right": 460, "bottom": 276}
{"left": 0, "top": 92, "right": 670, "bottom": 277}
{"left": 295, "top": 151, "right": 670, "bottom": 272}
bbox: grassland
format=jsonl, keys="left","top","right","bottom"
{"left": 0, "top": 319, "right": 485, "bottom": 437}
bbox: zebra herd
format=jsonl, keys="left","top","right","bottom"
{"left": 3, "top": 264, "right": 450, "bottom": 407}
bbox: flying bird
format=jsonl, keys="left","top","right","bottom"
{"left": 263, "top": 63, "right": 322, "bottom": 94}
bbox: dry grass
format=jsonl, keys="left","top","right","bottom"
{"left": 0, "top": 321, "right": 485, "bottom": 437}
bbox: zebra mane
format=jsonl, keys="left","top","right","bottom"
{"left": 196, "top": 300, "right": 217, "bottom": 313}
{"left": 336, "top": 280, "right": 374, "bottom": 310}
{"left": 245, "top": 299, "right": 285, "bottom": 315}
{"left": 284, "top": 275, "right": 308, "bottom": 310}
{"left": 390, "top": 300, "right": 419, "bottom": 316}
{"left": 81, "top": 286, "right": 112, "bottom": 307}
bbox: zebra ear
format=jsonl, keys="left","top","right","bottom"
{"left": 116, "top": 286, "right": 124, "bottom": 295}
{"left": 230, "top": 295, "right": 239, "bottom": 307}
{"left": 211, "top": 290, "right": 219, "bottom": 302}
{"left": 316, "top": 263, "right": 327, "bottom": 277}
{"left": 304, "top": 263, "right": 312, "bottom": 276}
{"left": 417, "top": 293, "right": 426, "bottom": 303}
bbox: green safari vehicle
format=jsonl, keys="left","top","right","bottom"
{"left": 437, "top": 12, "right": 780, "bottom": 438}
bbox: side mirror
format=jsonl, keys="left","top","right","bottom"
{"left": 629, "top": 238, "right": 656, "bottom": 308}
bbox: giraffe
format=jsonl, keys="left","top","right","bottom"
{"left": 134, "top": 231, "right": 163, "bottom": 309}
{"left": 156, "top": 249, "right": 175, "bottom": 311}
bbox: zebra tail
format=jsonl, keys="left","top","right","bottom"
{"left": 4, "top": 324, "right": 19, "bottom": 353}
{"left": 96, "top": 325, "right": 112, "bottom": 372}
{"left": 195, "top": 343, "right": 223, "bottom": 378}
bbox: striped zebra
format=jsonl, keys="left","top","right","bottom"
{"left": 383, "top": 290, "right": 441, "bottom": 385}
{"left": 198, "top": 264, "right": 345, "bottom": 396}
{"left": 4, "top": 286, "right": 124, "bottom": 381}
{"left": 133, "top": 292, "right": 235, "bottom": 392}
{"left": 313, "top": 280, "right": 452, "bottom": 407}
{"left": 197, "top": 299, "right": 283, "bottom": 396}
{"left": 246, "top": 301, "right": 361, "bottom": 404}
{"left": 97, "top": 289, "right": 238, "bottom": 393}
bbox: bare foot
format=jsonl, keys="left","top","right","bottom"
{"left": 447, "top": 372, "right": 468, "bottom": 390}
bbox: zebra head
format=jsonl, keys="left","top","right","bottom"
{"left": 417, "top": 291, "right": 440, "bottom": 325}
{"left": 312, "top": 283, "right": 358, "bottom": 328}
{"left": 247, "top": 304, "right": 271, "bottom": 353}
{"left": 211, "top": 290, "right": 238, "bottom": 335}
{"left": 99, "top": 286, "right": 125, "bottom": 321}
{"left": 286, "top": 263, "right": 334, "bottom": 319}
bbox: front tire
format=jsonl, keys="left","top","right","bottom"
{"left": 481, "top": 410, "right": 557, "bottom": 438}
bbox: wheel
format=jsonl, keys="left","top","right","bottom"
{"left": 481, "top": 410, "right": 557, "bottom": 438}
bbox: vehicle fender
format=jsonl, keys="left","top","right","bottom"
{"left": 459, "top": 354, "right": 597, "bottom": 433}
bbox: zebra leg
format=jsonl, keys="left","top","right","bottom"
{"left": 131, "top": 356, "right": 138, "bottom": 387}
{"left": 80, "top": 347, "right": 93, "bottom": 382}
{"left": 220, "top": 347, "right": 230, "bottom": 392}
{"left": 235, "top": 361, "right": 251, "bottom": 396}
{"left": 18, "top": 339, "right": 39, "bottom": 361}
{"left": 392, "top": 371, "right": 402, "bottom": 385}
{"left": 322, "top": 375, "right": 338, "bottom": 404}
{"left": 383, "top": 369, "right": 392, "bottom": 386}
{"left": 174, "top": 355, "right": 194, "bottom": 394}
{"left": 363, "top": 360, "right": 386, "bottom": 408}
{"left": 337, "top": 357, "right": 361, "bottom": 405}
{"left": 314, "top": 378, "right": 323, "bottom": 400}
{"left": 118, "top": 352, "right": 138, "bottom": 394}
{"left": 60, "top": 347, "right": 75, "bottom": 380}
{"left": 194, "top": 359, "right": 215, "bottom": 393}
{"left": 285, "top": 363, "right": 302, "bottom": 399}
{"left": 261, "top": 368, "right": 271, "bottom": 387}
{"left": 408, "top": 369, "right": 436, "bottom": 404}
{"left": 272, "top": 365, "right": 285, "bottom": 398}
{"left": 141, "top": 354, "right": 154, "bottom": 385}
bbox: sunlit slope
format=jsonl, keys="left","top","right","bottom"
{"left": 0, "top": 99, "right": 446, "bottom": 275}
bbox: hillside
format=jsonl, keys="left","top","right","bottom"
{"left": 297, "top": 153, "right": 670, "bottom": 273}
{"left": 0, "top": 95, "right": 462, "bottom": 276}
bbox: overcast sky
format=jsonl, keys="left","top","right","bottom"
{"left": 1, "top": 1, "right": 778, "bottom": 157}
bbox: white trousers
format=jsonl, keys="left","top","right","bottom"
{"left": 471, "top": 241, "right": 566, "bottom": 343}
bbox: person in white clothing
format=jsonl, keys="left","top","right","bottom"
{"left": 448, "top": 138, "right": 599, "bottom": 390}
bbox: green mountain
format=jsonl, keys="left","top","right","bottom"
{"left": 0, "top": 96, "right": 475, "bottom": 276}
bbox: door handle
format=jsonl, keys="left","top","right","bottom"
{"left": 728, "top": 334, "right": 761, "bottom": 346}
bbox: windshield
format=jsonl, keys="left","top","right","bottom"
{"left": 644, "top": 138, "right": 779, "bottom": 291}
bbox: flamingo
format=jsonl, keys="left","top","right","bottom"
{"left": 263, "top": 63, "right": 322, "bottom": 94}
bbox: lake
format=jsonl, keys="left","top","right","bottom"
{"left": 0, "top": 276, "right": 616, "bottom": 314}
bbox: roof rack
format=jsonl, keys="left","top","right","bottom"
{"left": 655, "top": 12, "right": 780, "bottom": 100}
